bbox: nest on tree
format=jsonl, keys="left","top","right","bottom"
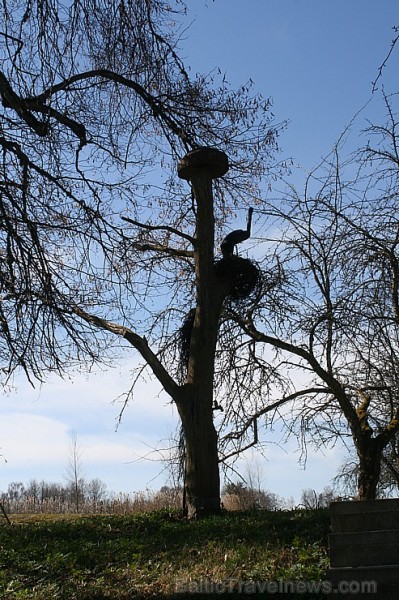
{"left": 214, "top": 255, "right": 263, "bottom": 308}
{"left": 177, "top": 258, "right": 263, "bottom": 379}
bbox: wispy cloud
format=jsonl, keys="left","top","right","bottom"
{"left": 0, "top": 366, "right": 178, "bottom": 493}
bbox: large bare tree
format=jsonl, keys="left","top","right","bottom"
{"left": 233, "top": 92, "right": 399, "bottom": 500}
{"left": 0, "top": 0, "right": 286, "bottom": 517}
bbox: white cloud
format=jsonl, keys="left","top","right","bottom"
{"left": 0, "top": 365, "right": 179, "bottom": 493}
{"left": 0, "top": 413, "right": 69, "bottom": 465}
{"left": 0, "top": 364, "right": 349, "bottom": 501}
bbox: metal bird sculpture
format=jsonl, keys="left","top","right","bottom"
{"left": 221, "top": 207, "right": 253, "bottom": 258}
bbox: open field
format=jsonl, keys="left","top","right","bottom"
{"left": 0, "top": 509, "right": 330, "bottom": 599}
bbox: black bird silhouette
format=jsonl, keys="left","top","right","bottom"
{"left": 221, "top": 207, "right": 253, "bottom": 258}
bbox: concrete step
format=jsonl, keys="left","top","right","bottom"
{"left": 328, "top": 501, "right": 399, "bottom": 598}
{"left": 330, "top": 499, "right": 399, "bottom": 514}
{"left": 328, "top": 564, "right": 399, "bottom": 584}
{"left": 330, "top": 499, "right": 399, "bottom": 533}
{"left": 329, "top": 529, "right": 399, "bottom": 567}
{"left": 327, "top": 565, "right": 399, "bottom": 599}
{"left": 328, "top": 585, "right": 399, "bottom": 600}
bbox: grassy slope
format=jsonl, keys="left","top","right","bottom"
{"left": 0, "top": 509, "right": 330, "bottom": 599}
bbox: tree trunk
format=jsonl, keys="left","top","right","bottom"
{"left": 177, "top": 148, "right": 229, "bottom": 518}
{"left": 356, "top": 437, "right": 383, "bottom": 500}
{"left": 178, "top": 267, "right": 224, "bottom": 518}
{"left": 179, "top": 397, "right": 220, "bottom": 518}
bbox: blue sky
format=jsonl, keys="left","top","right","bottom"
{"left": 1, "top": 1, "right": 399, "bottom": 503}
{"left": 183, "top": 0, "right": 399, "bottom": 174}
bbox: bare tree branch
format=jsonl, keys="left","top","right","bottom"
{"left": 372, "top": 25, "right": 399, "bottom": 92}
{"left": 73, "top": 306, "right": 182, "bottom": 402}
{"left": 121, "top": 215, "right": 195, "bottom": 245}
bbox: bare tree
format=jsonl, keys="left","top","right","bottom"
{"left": 86, "top": 478, "right": 107, "bottom": 503}
{"left": 300, "top": 487, "right": 335, "bottom": 510}
{"left": 25, "top": 478, "right": 41, "bottom": 506}
{"left": 334, "top": 434, "right": 399, "bottom": 499}
{"left": 65, "top": 431, "right": 85, "bottom": 512}
{"left": 230, "top": 92, "right": 399, "bottom": 500}
{"left": 0, "top": 0, "right": 286, "bottom": 517}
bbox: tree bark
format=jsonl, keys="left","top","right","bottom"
{"left": 177, "top": 148, "right": 229, "bottom": 518}
{"left": 356, "top": 437, "right": 383, "bottom": 500}
{"left": 178, "top": 392, "right": 221, "bottom": 518}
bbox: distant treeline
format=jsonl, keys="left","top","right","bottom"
{"left": 0, "top": 479, "right": 183, "bottom": 514}
{"left": 0, "top": 478, "right": 338, "bottom": 515}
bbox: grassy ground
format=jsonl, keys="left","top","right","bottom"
{"left": 0, "top": 509, "right": 331, "bottom": 599}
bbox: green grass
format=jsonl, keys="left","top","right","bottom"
{"left": 0, "top": 509, "right": 331, "bottom": 599}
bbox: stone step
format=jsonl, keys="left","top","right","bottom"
{"left": 327, "top": 565, "right": 399, "bottom": 600}
{"left": 328, "top": 584, "right": 399, "bottom": 600}
{"left": 330, "top": 499, "right": 399, "bottom": 514}
{"left": 329, "top": 529, "right": 399, "bottom": 567}
{"left": 330, "top": 499, "right": 399, "bottom": 533}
